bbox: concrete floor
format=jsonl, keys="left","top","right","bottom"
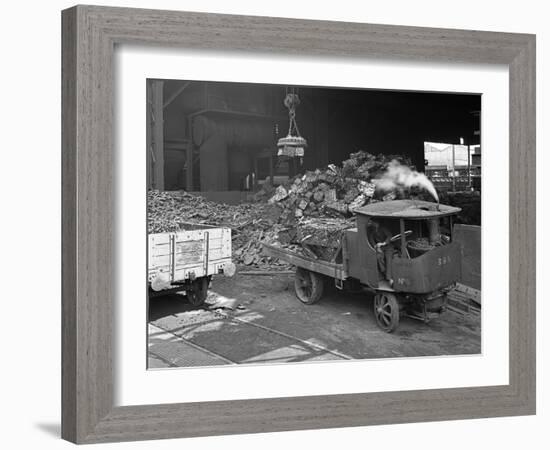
{"left": 148, "top": 273, "right": 481, "bottom": 369}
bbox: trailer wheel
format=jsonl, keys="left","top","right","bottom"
{"left": 374, "top": 292, "right": 400, "bottom": 333}
{"left": 294, "top": 268, "right": 324, "bottom": 304}
{"left": 187, "top": 277, "right": 209, "bottom": 306}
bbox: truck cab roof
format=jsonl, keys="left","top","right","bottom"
{"left": 354, "top": 199, "right": 461, "bottom": 220}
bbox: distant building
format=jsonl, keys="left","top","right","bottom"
{"left": 424, "top": 142, "right": 481, "bottom": 192}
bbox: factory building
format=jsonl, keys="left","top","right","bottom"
{"left": 147, "top": 79, "right": 480, "bottom": 202}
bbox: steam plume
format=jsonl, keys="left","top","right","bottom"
{"left": 373, "top": 160, "right": 439, "bottom": 202}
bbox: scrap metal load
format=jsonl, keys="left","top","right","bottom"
{"left": 263, "top": 151, "right": 427, "bottom": 262}
{"left": 148, "top": 190, "right": 288, "bottom": 270}
{"left": 295, "top": 217, "right": 355, "bottom": 261}
{"left": 266, "top": 151, "right": 418, "bottom": 224}
{"left": 147, "top": 152, "right": 429, "bottom": 270}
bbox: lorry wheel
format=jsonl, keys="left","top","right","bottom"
{"left": 187, "top": 277, "right": 209, "bottom": 306}
{"left": 374, "top": 292, "right": 400, "bottom": 332}
{"left": 295, "top": 268, "right": 324, "bottom": 304}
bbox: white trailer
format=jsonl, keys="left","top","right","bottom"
{"left": 148, "top": 223, "right": 235, "bottom": 305}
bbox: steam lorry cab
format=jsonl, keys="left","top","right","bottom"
{"left": 264, "top": 199, "right": 462, "bottom": 332}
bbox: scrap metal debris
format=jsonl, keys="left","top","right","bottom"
{"left": 261, "top": 151, "right": 427, "bottom": 224}
{"left": 148, "top": 190, "right": 288, "bottom": 270}
{"left": 148, "top": 151, "right": 432, "bottom": 271}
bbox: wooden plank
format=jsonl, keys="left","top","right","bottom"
{"left": 149, "top": 228, "right": 227, "bottom": 247}
{"left": 151, "top": 230, "right": 206, "bottom": 245}
{"left": 453, "top": 224, "right": 481, "bottom": 290}
{"left": 62, "top": 6, "right": 116, "bottom": 442}
{"left": 61, "top": 7, "right": 78, "bottom": 442}
{"left": 455, "top": 282, "right": 481, "bottom": 305}
{"left": 173, "top": 259, "right": 232, "bottom": 281}
{"left": 262, "top": 244, "right": 346, "bottom": 280}
{"left": 150, "top": 256, "right": 233, "bottom": 282}
{"left": 150, "top": 239, "right": 228, "bottom": 257}
{"left": 173, "top": 264, "right": 205, "bottom": 280}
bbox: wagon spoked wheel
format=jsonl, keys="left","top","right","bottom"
{"left": 374, "top": 292, "right": 400, "bottom": 333}
{"left": 294, "top": 268, "right": 324, "bottom": 305}
{"left": 187, "top": 277, "right": 209, "bottom": 307}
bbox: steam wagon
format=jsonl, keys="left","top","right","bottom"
{"left": 264, "top": 199, "right": 462, "bottom": 332}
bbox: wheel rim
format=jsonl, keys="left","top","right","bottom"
{"left": 296, "top": 271, "right": 313, "bottom": 300}
{"left": 375, "top": 294, "right": 396, "bottom": 329}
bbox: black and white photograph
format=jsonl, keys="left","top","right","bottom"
{"left": 146, "top": 79, "right": 482, "bottom": 369}
{"left": 2, "top": 0, "right": 544, "bottom": 447}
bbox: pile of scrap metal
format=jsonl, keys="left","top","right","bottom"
{"left": 264, "top": 151, "right": 422, "bottom": 224}
{"left": 147, "top": 152, "right": 431, "bottom": 271}
{"left": 148, "top": 190, "right": 289, "bottom": 270}
{"left": 293, "top": 217, "right": 355, "bottom": 261}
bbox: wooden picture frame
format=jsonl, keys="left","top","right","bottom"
{"left": 62, "top": 5, "right": 536, "bottom": 444}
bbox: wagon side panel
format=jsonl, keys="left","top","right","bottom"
{"left": 204, "top": 227, "right": 232, "bottom": 275}
{"left": 149, "top": 227, "right": 233, "bottom": 283}
{"left": 392, "top": 242, "right": 462, "bottom": 293}
{"left": 149, "top": 230, "right": 207, "bottom": 282}
{"left": 349, "top": 217, "right": 380, "bottom": 287}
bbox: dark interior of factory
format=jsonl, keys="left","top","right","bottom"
{"left": 147, "top": 79, "right": 480, "bottom": 202}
